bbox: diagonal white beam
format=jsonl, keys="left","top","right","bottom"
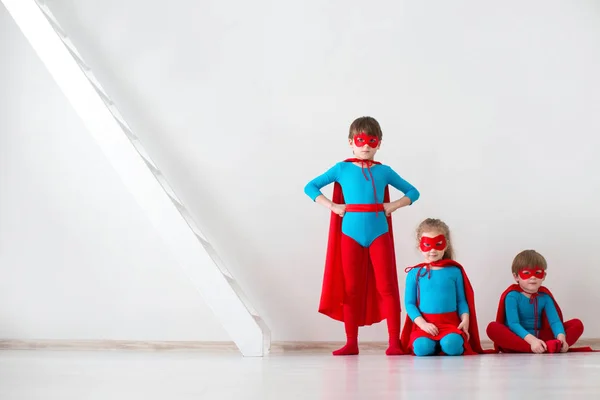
{"left": 1, "top": 0, "right": 270, "bottom": 356}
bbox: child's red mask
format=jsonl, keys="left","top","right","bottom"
{"left": 419, "top": 235, "right": 447, "bottom": 252}
{"left": 518, "top": 267, "right": 545, "bottom": 280}
{"left": 353, "top": 132, "right": 380, "bottom": 148}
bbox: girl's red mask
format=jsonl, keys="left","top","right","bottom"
{"left": 518, "top": 267, "right": 545, "bottom": 280}
{"left": 353, "top": 132, "right": 380, "bottom": 148}
{"left": 419, "top": 235, "right": 447, "bottom": 252}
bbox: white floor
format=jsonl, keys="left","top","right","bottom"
{"left": 1, "top": 349, "right": 600, "bottom": 399}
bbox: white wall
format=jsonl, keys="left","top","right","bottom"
{"left": 2, "top": 0, "right": 600, "bottom": 343}
{"left": 0, "top": 4, "right": 229, "bottom": 341}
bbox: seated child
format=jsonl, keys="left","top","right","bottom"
{"left": 400, "top": 218, "right": 489, "bottom": 356}
{"left": 486, "top": 249, "right": 592, "bottom": 353}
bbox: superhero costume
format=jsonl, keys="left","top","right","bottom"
{"left": 400, "top": 259, "right": 492, "bottom": 355}
{"left": 304, "top": 156, "right": 420, "bottom": 355}
{"left": 487, "top": 284, "right": 596, "bottom": 353}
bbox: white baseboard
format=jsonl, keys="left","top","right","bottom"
{"left": 0, "top": 339, "right": 238, "bottom": 352}
{"left": 1, "top": 338, "right": 598, "bottom": 353}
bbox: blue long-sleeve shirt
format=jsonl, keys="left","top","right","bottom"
{"left": 504, "top": 291, "right": 565, "bottom": 339}
{"left": 404, "top": 267, "right": 469, "bottom": 321}
{"left": 304, "top": 161, "right": 419, "bottom": 247}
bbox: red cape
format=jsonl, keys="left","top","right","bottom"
{"left": 400, "top": 259, "right": 494, "bottom": 355}
{"left": 495, "top": 284, "right": 596, "bottom": 352}
{"left": 317, "top": 160, "right": 400, "bottom": 326}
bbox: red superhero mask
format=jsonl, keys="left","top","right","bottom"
{"left": 517, "top": 267, "right": 545, "bottom": 280}
{"left": 419, "top": 235, "right": 447, "bottom": 252}
{"left": 353, "top": 132, "right": 380, "bottom": 148}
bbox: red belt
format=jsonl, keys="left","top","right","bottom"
{"left": 345, "top": 203, "right": 384, "bottom": 212}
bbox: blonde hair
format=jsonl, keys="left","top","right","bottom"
{"left": 511, "top": 249, "right": 547, "bottom": 275}
{"left": 416, "top": 218, "right": 454, "bottom": 260}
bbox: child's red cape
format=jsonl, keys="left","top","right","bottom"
{"left": 494, "top": 284, "right": 596, "bottom": 352}
{"left": 317, "top": 159, "right": 401, "bottom": 326}
{"left": 400, "top": 259, "right": 495, "bottom": 355}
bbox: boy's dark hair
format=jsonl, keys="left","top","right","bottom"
{"left": 348, "top": 116, "right": 383, "bottom": 140}
{"left": 511, "top": 249, "right": 548, "bottom": 275}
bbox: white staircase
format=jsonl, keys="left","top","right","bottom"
{"left": 1, "top": 0, "right": 270, "bottom": 356}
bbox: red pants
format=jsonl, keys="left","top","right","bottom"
{"left": 340, "top": 232, "right": 400, "bottom": 342}
{"left": 486, "top": 319, "right": 584, "bottom": 353}
{"left": 409, "top": 312, "right": 464, "bottom": 343}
